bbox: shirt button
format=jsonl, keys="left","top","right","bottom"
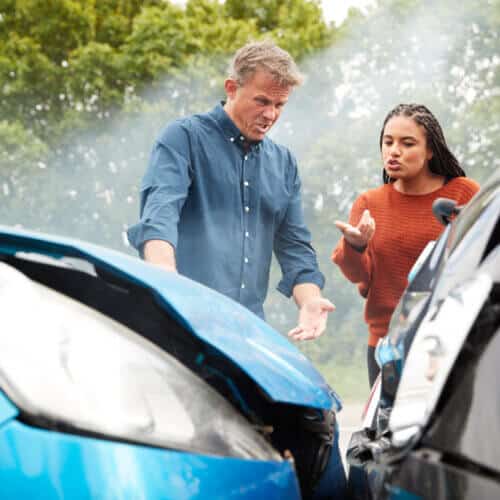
{"left": 244, "top": 155, "right": 248, "bottom": 160}
{"left": 244, "top": 257, "right": 249, "bottom": 263}
{"left": 245, "top": 231, "right": 249, "bottom": 237}
{"left": 245, "top": 206, "right": 250, "bottom": 212}
{"left": 244, "top": 181, "right": 249, "bottom": 187}
{"left": 230, "top": 137, "right": 235, "bottom": 142}
{"left": 241, "top": 283, "right": 245, "bottom": 289}
{"left": 240, "top": 136, "right": 244, "bottom": 141}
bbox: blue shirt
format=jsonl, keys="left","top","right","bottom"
{"left": 127, "top": 103, "right": 324, "bottom": 318}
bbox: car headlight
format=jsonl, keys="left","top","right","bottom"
{"left": 0, "top": 262, "right": 280, "bottom": 461}
{"left": 389, "top": 273, "right": 492, "bottom": 446}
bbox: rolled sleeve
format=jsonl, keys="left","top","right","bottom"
{"left": 274, "top": 164, "right": 324, "bottom": 298}
{"left": 277, "top": 269, "right": 325, "bottom": 297}
{"left": 127, "top": 184, "right": 186, "bottom": 251}
{"left": 127, "top": 128, "right": 192, "bottom": 253}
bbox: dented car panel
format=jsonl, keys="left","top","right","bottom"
{"left": 0, "top": 225, "right": 345, "bottom": 499}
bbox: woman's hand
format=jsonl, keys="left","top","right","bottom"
{"left": 335, "top": 209, "right": 375, "bottom": 251}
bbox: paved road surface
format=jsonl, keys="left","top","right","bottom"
{"left": 337, "top": 402, "right": 365, "bottom": 471}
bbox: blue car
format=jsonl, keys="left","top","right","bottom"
{"left": 0, "top": 225, "right": 346, "bottom": 499}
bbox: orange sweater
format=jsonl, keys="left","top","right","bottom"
{"left": 332, "top": 177, "right": 479, "bottom": 347}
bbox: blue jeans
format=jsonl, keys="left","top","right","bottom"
{"left": 312, "top": 423, "right": 347, "bottom": 499}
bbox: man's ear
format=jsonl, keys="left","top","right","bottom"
{"left": 224, "top": 78, "right": 238, "bottom": 100}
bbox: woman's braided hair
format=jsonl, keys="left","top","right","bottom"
{"left": 379, "top": 104, "right": 466, "bottom": 184}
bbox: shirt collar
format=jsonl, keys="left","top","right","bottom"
{"left": 211, "top": 102, "right": 263, "bottom": 152}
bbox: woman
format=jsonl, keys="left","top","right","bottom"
{"left": 332, "top": 104, "right": 479, "bottom": 387}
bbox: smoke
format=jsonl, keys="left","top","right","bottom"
{"left": 1, "top": 0, "right": 498, "bottom": 392}
{"left": 264, "top": 0, "right": 499, "bottom": 356}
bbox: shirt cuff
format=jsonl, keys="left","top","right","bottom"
{"left": 276, "top": 269, "right": 325, "bottom": 298}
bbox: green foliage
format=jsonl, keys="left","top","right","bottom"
{"left": 11, "top": 0, "right": 95, "bottom": 62}
{"left": 123, "top": 4, "right": 191, "bottom": 83}
{"left": 184, "top": 1, "right": 258, "bottom": 56}
{"left": 0, "top": 120, "right": 48, "bottom": 170}
{"left": 68, "top": 42, "right": 124, "bottom": 108}
{"left": 0, "top": 34, "right": 61, "bottom": 140}
{"left": 224, "top": 0, "right": 334, "bottom": 57}
{"left": 0, "top": 0, "right": 498, "bottom": 402}
{"left": 0, "top": 0, "right": 334, "bottom": 145}
{"left": 265, "top": 0, "right": 500, "bottom": 398}
{"left": 321, "top": 360, "right": 370, "bottom": 403}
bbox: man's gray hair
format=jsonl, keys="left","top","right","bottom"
{"left": 228, "top": 40, "right": 303, "bottom": 87}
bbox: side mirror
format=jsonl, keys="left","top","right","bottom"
{"left": 432, "top": 197, "right": 460, "bottom": 225}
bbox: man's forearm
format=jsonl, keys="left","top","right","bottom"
{"left": 292, "top": 282, "right": 322, "bottom": 308}
{"left": 143, "top": 239, "right": 177, "bottom": 272}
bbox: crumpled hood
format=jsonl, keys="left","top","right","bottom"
{"left": 0, "top": 226, "right": 340, "bottom": 412}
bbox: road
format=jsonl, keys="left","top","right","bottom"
{"left": 337, "top": 402, "right": 365, "bottom": 471}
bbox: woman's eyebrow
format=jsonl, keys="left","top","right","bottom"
{"left": 383, "top": 134, "right": 417, "bottom": 140}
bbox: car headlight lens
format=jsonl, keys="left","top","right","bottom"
{"left": 389, "top": 274, "right": 492, "bottom": 445}
{"left": 0, "top": 262, "right": 280, "bottom": 461}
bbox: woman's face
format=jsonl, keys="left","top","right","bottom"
{"left": 381, "top": 116, "right": 433, "bottom": 182}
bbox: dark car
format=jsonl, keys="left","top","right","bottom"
{"left": 0, "top": 225, "right": 346, "bottom": 499}
{"left": 347, "top": 171, "right": 500, "bottom": 499}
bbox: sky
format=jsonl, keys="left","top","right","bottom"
{"left": 169, "top": 0, "right": 377, "bottom": 26}
{"left": 321, "top": 0, "right": 376, "bottom": 25}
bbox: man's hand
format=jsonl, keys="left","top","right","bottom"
{"left": 288, "top": 296, "right": 335, "bottom": 341}
{"left": 335, "top": 209, "right": 375, "bottom": 251}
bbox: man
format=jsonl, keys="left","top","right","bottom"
{"left": 127, "top": 40, "right": 334, "bottom": 340}
{"left": 128, "top": 41, "right": 346, "bottom": 499}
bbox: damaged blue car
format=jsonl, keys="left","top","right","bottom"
{"left": 0, "top": 225, "right": 345, "bottom": 499}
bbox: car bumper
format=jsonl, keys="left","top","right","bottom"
{"left": 0, "top": 419, "right": 300, "bottom": 499}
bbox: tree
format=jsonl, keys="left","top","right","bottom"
{"left": 1, "top": 0, "right": 498, "bottom": 399}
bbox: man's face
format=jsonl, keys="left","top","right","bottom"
{"left": 224, "top": 69, "right": 291, "bottom": 141}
